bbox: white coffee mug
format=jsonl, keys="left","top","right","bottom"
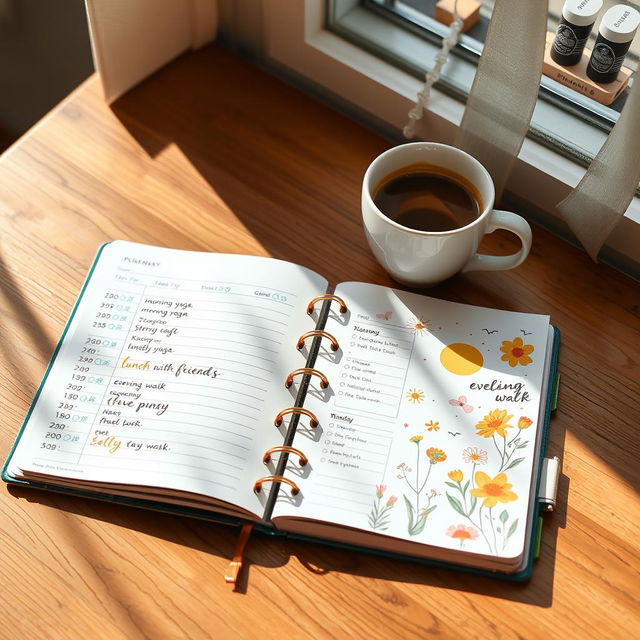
{"left": 362, "top": 143, "right": 532, "bottom": 287}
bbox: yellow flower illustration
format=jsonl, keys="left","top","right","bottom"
{"left": 426, "top": 447, "right": 447, "bottom": 464}
{"left": 406, "top": 388, "right": 425, "bottom": 404}
{"left": 475, "top": 409, "right": 514, "bottom": 439}
{"left": 518, "top": 416, "right": 533, "bottom": 429}
{"left": 425, "top": 420, "right": 440, "bottom": 432}
{"left": 409, "top": 435, "right": 424, "bottom": 443}
{"left": 448, "top": 469, "right": 463, "bottom": 483}
{"left": 470, "top": 471, "right": 518, "bottom": 508}
{"left": 500, "top": 337, "right": 534, "bottom": 367}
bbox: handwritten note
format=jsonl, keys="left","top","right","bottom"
{"left": 8, "top": 242, "right": 326, "bottom": 516}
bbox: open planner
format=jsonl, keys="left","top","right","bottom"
{"left": 3, "top": 241, "right": 560, "bottom": 580}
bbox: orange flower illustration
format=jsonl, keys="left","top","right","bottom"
{"left": 470, "top": 471, "right": 518, "bottom": 508}
{"left": 500, "top": 337, "right": 534, "bottom": 367}
{"left": 426, "top": 447, "right": 447, "bottom": 464}
{"left": 409, "top": 435, "right": 424, "bottom": 443}
{"left": 518, "top": 416, "right": 533, "bottom": 429}
{"left": 446, "top": 524, "right": 479, "bottom": 545}
{"left": 475, "top": 409, "right": 514, "bottom": 439}
{"left": 406, "top": 316, "right": 432, "bottom": 335}
{"left": 448, "top": 469, "right": 463, "bottom": 483}
{"left": 425, "top": 420, "right": 440, "bottom": 432}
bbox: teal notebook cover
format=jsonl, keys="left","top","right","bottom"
{"left": 2, "top": 241, "right": 561, "bottom": 582}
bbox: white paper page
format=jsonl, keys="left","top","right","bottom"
{"left": 8, "top": 241, "right": 326, "bottom": 516}
{"left": 275, "top": 282, "right": 551, "bottom": 560}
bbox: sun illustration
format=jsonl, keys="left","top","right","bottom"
{"left": 440, "top": 343, "right": 484, "bottom": 375}
{"left": 406, "top": 388, "right": 425, "bottom": 404}
{"left": 406, "top": 316, "right": 432, "bottom": 335}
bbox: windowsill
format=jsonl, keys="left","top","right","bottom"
{"left": 331, "top": 1, "right": 621, "bottom": 167}
{"left": 258, "top": 0, "right": 639, "bottom": 276}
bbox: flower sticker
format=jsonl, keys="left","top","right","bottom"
{"left": 426, "top": 447, "right": 447, "bottom": 464}
{"left": 518, "top": 416, "right": 533, "bottom": 429}
{"left": 475, "top": 409, "right": 514, "bottom": 438}
{"left": 449, "top": 395, "right": 473, "bottom": 413}
{"left": 397, "top": 442, "right": 441, "bottom": 536}
{"left": 500, "top": 337, "right": 534, "bottom": 367}
{"left": 406, "top": 388, "right": 425, "bottom": 404}
{"left": 425, "top": 420, "right": 440, "bottom": 432}
{"left": 470, "top": 472, "right": 518, "bottom": 508}
{"left": 368, "top": 485, "right": 397, "bottom": 531}
{"left": 446, "top": 524, "right": 479, "bottom": 547}
{"left": 446, "top": 462, "right": 519, "bottom": 555}
{"left": 462, "top": 447, "right": 488, "bottom": 465}
{"left": 406, "top": 316, "right": 432, "bottom": 335}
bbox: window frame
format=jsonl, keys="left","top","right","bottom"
{"left": 220, "top": 0, "right": 640, "bottom": 274}
{"left": 360, "top": 0, "right": 630, "bottom": 134}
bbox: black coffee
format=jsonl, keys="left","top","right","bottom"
{"left": 373, "top": 165, "right": 481, "bottom": 232}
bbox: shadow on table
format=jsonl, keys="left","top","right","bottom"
{"left": 0, "top": 252, "right": 55, "bottom": 389}
{"left": 8, "top": 469, "right": 568, "bottom": 605}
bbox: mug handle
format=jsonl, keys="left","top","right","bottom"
{"left": 461, "top": 210, "right": 532, "bottom": 273}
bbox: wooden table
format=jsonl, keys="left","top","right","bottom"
{"left": 0, "top": 45, "right": 638, "bottom": 640}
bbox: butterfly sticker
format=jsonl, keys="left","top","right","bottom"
{"left": 449, "top": 395, "right": 474, "bottom": 413}
{"left": 376, "top": 312, "right": 392, "bottom": 321}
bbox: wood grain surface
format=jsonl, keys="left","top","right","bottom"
{"left": 0, "top": 45, "right": 638, "bottom": 640}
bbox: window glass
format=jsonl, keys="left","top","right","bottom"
{"left": 366, "top": 0, "right": 639, "bottom": 118}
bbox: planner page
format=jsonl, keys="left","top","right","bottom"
{"left": 273, "top": 282, "right": 552, "bottom": 565}
{"left": 6, "top": 241, "right": 326, "bottom": 517}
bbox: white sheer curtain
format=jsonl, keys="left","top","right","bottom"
{"left": 557, "top": 77, "right": 640, "bottom": 260}
{"left": 455, "top": 0, "right": 549, "bottom": 200}
{"left": 457, "top": 0, "right": 639, "bottom": 261}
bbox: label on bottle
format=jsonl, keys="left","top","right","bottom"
{"left": 553, "top": 24, "right": 578, "bottom": 55}
{"left": 590, "top": 42, "right": 616, "bottom": 72}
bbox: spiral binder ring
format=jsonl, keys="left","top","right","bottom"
{"left": 296, "top": 330, "right": 340, "bottom": 352}
{"left": 253, "top": 475, "right": 300, "bottom": 495}
{"left": 306, "top": 294, "right": 348, "bottom": 315}
{"left": 263, "top": 446, "right": 308, "bottom": 466}
{"left": 274, "top": 407, "right": 319, "bottom": 428}
{"left": 285, "top": 368, "right": 329, "bottom": 389}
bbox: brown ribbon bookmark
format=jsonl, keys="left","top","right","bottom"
{"left": 225, "top": 522, "right": 254, "bottom": 587}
